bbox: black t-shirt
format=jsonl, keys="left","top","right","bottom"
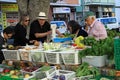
{"left": 77, "top": 28, "right": 88, "bottom": 37}
{"left": 0, "top": 34, "right": 4, "bottom": 50}
{"left": 14, "top": 23, "right": 29, "bottom": 46}
{"left": 29, "top": 20, "right": 51, "bottom": 43}
{"left": 0, "top": 34, "right": 5, "bottom": 63}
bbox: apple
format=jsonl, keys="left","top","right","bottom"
{"left": 4, "top": 69, "right": 10, "bottom": 73}
{"left": 24, "top": 74, "right": 30, "bottom": 78}
{"left": 10, "top": 70, "right": 15, "bottom": 75}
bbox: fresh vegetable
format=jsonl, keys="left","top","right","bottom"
{"left": 75, "top": 62, "right": 100, "bottom": 77}
{"left": 79, "top": 37, "right": 114, "bottom": 59}
{"left": 40, "top": 66, "right": 51, "bottom": 71}
{"left": 82, "top": 36, "right": 97, "bottom": 46}
{"left": 100, "top": 78, "right": 111, "bottom": 80}
{"left": 63, "top": 33, "right": 75, "bottom": 38}
{"left": 74, "top": 36, "right": 85, "bottom": 49}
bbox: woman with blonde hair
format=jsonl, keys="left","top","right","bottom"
{"left": 14, "top": 14, "right": 31, "bottom": 46}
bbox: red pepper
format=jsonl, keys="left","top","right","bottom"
{"left": 72, "top": 43, "right": 77, "bottom": 47}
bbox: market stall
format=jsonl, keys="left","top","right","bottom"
{"left": 1, "top": 30, "right": 120, "bottom": 80}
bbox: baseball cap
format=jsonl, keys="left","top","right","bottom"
{"left": 83, "top": 11, "right": 95, "bottom": 20}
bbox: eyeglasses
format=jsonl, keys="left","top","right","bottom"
{"left": 25, "top": 19, "right": 30, "bottom": 22}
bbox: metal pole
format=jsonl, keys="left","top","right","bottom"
{"left": 82, "top": 0, "right": 85, "bottom": 17}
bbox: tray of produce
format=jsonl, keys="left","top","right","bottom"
{"left": 2, "top": 49, "right": 20, "bottom": 60}
{"left": 48, "top": 70, "right": 75, "bottom": 80}
{"left": 0, "top": 68, "right": 35, "bottom": 80}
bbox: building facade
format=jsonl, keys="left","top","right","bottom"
{"left": 50, "top": 0, "right": 80, "bottom": 23}
{"left": 0, "top": 0, "right": 80, "bottom": 28}
{"left": 0, "top": 0, "right": 116, "bottom": 28}
{"left": 76, "top": 0, "right": 115, "bottom": 25}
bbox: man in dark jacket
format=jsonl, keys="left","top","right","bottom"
{"left": 29, "top": 12, "right": 62, "bottom": 43}
{"left": 29, "top": 12, "right": 52, "bottom": 43}
{"left": 0, "top": 27, "right": 14, "bottom": 63}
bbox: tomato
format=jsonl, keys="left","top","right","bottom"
{"left": 72, "top": 43, "right": 77, "bottom": 47}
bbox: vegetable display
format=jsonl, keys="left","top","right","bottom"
{"left": 79, "top": 36, "right": 114, "bottom": 59}
{"left": 75, "top": 62, "right": 100, "bottom": 77}
{"left": 74, "top": 36, "right": 85, "bottom": 49}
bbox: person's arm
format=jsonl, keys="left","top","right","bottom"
{"left": 0, "top": 36, "right": 4, "bottom": 49}
{"left": 56, "top": 29, "right": 64, "bottom": 37}
{"left": 35, "top": 30, "right": 52, "bottom": 38}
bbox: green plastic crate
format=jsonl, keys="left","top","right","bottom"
{"left": 114, "top": 39, "right": 120, "bottom": 56}
{"left": 114, "top": 39, "right": 120, "bottom": 70}
{"left": 0, "top": 75, "right": 23, "bottom": 80}
{"left": 91, "top": 75, "right": 115, "bottom": 80}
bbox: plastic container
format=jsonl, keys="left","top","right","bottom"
{"left": 114, "top": 55, "right": 120, "bottom": 70}
{"left": 35, "top": 66, "right": 56, "bottom": 79}
{"left": 31, "top": 49, "right": 46, "bottom": 62}
{"left": 18, "top": 49, "right": 32, "bottom": 61}
{"left": 2, "top": 49, "right": 20, "bottom": 60}
{"left": 48, "top": 70, "right": 75, "bottom": 80}
{"left": 114, "top": 39, "right": 120, "bottom": 56}
{"left": 21, "top": 67, "right": 41, "bottom": 75}
{"left": 82, "top": 55, "right": 106, "bottom": 67}
{"left": 114, "top": 39, "right": 120, "bottom": 70}
{"left": 0, "top": 75, "right": 23, "bottom": 80}
{"left": 60, "top": 50, "right": 81, "bottom": 65}
{"left": 44, "top": 50, "right": 62, "bottom": 64}
{"left": 94, "top": 75, "right": 115, "bottom": 80}
{"left": 73, "top": 75, "right": 93, "bottom": 80}
{"left": 53, "top": 37, "right": 72, "bottom": 43}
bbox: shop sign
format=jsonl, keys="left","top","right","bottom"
{"left": 53, "top": 7, "right": 70, "bottom": 13}
{"left": 2, "top": 12, "right": 7, "bottom": 28}
{"left": 51, "top": 0, "right": 80, "bottom": 6}
{"left": 0, "top": 0, "right": 16, "bottom": 2}
{"left": 1, "top": 4, "right": 18, "bottom": 12}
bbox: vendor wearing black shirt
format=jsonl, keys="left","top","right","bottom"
{"left": 29, "top": 19, "right": 51, "bottom": 43}
{"left": 14, "top": 15, "right": 30, "bottom": 46}
{"left": 29, "top": 12, "right": 63, "bottom": 43}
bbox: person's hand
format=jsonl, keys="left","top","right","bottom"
{"left": 47, "top": 31, "right": 52, "bottom": 35}
{"left": 58, "top": 34, "right": 65, "bottom": 38}
{"left": 35, "top": 33, "right": 40, "bottom": 38}
{"left": 29, "top": 40, "right": 37, "bottom": 43}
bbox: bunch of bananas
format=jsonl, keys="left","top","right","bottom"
{"left": 74, "top": 36, "right": 85, "bottom": 49}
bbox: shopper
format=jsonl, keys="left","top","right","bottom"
{"left": 67, "top": 20, "right": 88, "bottom": 39}
{"left": 29, "top": 12, "right": 63, "bottom": 43}
{"left": 0, "top": 27, "right": 14, "bottom": 63}
{"left": 84, "top": 11, "right": 107, "bottom": 40}
{"left": 14, "top": 14, "right": 31, "bottom": 46}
